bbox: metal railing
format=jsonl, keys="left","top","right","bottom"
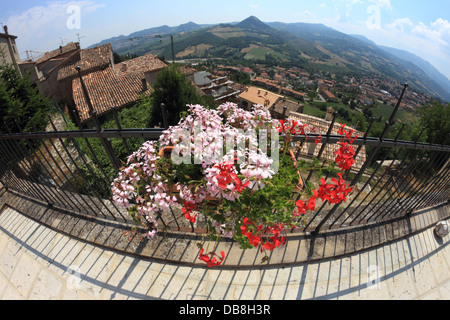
{"left": 0, "top": 94, "right": 449, "bottom": 237}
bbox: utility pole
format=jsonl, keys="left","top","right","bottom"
{"left": 170, "top": 34, "right": 175, "bottom": 64}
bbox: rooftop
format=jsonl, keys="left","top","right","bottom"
{"left": 73, "top": 67, "right": 151, "bottom": 122}
{"left": 57, "top": 43, "right": 113, "bottom": 81}
{"left": 35, "top": 42, "right": 80, "bottom": 65}
{"left": 238, "top": 86, "right": 283, "bottom": 108}
{"left": 114, "top": 54, "right": 167, "bottom": 78}
{"left": 271, "top": 98, "right": 304, "bottom": 117}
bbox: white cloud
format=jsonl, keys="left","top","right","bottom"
{"left": 333, "top": 0, "right": 364, "bottom": 23}
{"left": 5, "top": 1, "right": 104, "bottom": 52}
{"left": 386, "top": 17, "right": 414, "bottom": 33}
{"left": 413, "top": 18, "right": 450, "bottom": 49}
{"left": 361, "top": 16, "right": 450, "bottom": 80}
{"left": 369, "top": 0, "right": 392, "bottom": 10}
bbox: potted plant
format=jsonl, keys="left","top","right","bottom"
{"left": 111, "top": 103, "right": 358, "bottom": 266}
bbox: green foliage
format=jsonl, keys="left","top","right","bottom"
{"left": 0, "top": 65, "right": 52, "bottom": 178}
{"left": 64, "top": 98, "right": 155, "bottom": 196}
{"left": 202, "top": 153, "right": 301, "bottom": 249}
{"left": 0, "top": 65, "right": 51, "bottom": 133}
{"left": 418, "top": 102, "right": 450, "bottom": 145}
{"left": 149, "top": 64, "right": 208, "bottom": 126}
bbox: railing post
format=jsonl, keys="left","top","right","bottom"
{"left": 311, "top": 84, "right": 408, "bottom": 234}
{"left": 161, "top": 103, "right": 169, "bottom": 130}
{"left": 75, "top": 66, "right": 121, "bottom": 174}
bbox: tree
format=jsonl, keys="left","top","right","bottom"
{"left": 418, "top": 102, "right": 450, "bottom": 145}
{"left": 0, "top": 65, "right": 52, "bottom": 179}
{"left": 0, "top": 65, "right": 51, "bottom": 133}
{"left": 149, "top": 64, "right": 207, "bottom": 127}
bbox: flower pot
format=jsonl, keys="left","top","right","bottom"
{"left": 288, "top": 149, "right": 304, "bottom": 192}
{"left": 158, "top": 145, "right": 174, "bottom": 158}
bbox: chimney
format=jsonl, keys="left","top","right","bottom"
{"left": 59, "top": 46, "right": 63, "bottom": 54}
{"left": 325, "top": 107, "right": 334, "bottom": 121}
{"left": 3, "top": 25, "right": 22, "bottom": 78}
{"left": 141, "top": 78, "right": 148, "bottom": 93}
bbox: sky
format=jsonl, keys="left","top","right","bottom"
{"left": 1, "top": 0, "right": 450, "bottom": 80}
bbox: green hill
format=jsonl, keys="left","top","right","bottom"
{"left": 96, "top": 16, "right": 450, "bottom": 102}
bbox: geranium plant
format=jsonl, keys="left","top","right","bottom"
{"left": 111, "top": 103, "right": 358, "bottom": 267}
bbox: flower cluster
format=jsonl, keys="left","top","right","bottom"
{"left": 334, "top": 124, "right": 358, "bottom": 171}
{"left": 199, "top": 249, "right": 226, "bottom": 268}
{"left": 240, "top": 218, "right": 287, "bottom": 254}
{"left": 111, "top": 103, "right": 358, "bottom": 268}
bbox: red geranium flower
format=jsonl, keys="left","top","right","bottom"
{"left": 277, "top": 120, "right": 306, "bottom": 136}
{"left": 182, "top": 201, "right": 197, "bottom": 223}
{"left": 199, "top": 249, "right": 226, "bottom": 268}
{"left": 315, "top": 134, "right": 323, "bottom": 144}
{"left": 295, "top": 196, "right": 317, "bottom": 216}
{"left": 216, "top": 161, "right": 236, "bottom": 189}
{"left": 337, "top": 123, "right": 358, "bottom": 144}
{"left": 313, "top": 174, "right": 352, "bottom": 205}
{"left": 215, "top": 161, "right": 250, "bottom": 193}
{"left": 334, "top": 142, "right": 356, "bottom": 171}
{"left": 329, "top": 173, "right": 352, "bottom": 204}
{"left": 337, "top": 123, "right": 347, "bottom": 135}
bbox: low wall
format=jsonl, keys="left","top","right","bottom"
{"left": 1, "top": 188, "right": 448, "bottom": 269}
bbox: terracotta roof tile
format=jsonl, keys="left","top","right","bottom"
{"left": 238, "top": 86, "right": 283, "bottom": 108}
{"left": 73, "top": 67, "right": 150, "bottom": 122}
{"left": 36, "top": 42, "right": 80, "bottom": 65}
{"left": 57, "top": 44, "right": 113, "bottom": 81}
{"left": 114, "top": 54, "right": 167, "bottom": 77}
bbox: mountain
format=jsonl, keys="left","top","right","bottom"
{"left": 87, "top": 21, "right": 210, "bottom": 51}
{"left": 236, "top": 16, "right": 274, "bottom": 33}
{"left": 378, "top": 45, "right": 450, "bottom": 96}
{"left": 114, "top": 16, "right": 323, "bottom": 65}
{"left": 269, "top": 21, "right": 450, "bottom": 101}
{"left": 91, "top": 16, "right": 450, "bottom": 102}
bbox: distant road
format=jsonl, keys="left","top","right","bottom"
{"left": 174, "top": 58, "right": 226, "bottom": 64}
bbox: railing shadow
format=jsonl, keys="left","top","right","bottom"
{"left": 1, "top": 204, "right": 448, "bottom": 300}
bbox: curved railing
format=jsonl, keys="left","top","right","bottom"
{"left": 0, "top": 111, "right": 448, "bottom": 236}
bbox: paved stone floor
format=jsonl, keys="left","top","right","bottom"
{"left": 0, "top": 206, "right": 449, "bottom": 300}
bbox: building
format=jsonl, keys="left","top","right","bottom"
{"left": 20, "top": 42, "right": 82, "bottom": 100}
{"left": 191, "top": 70, "right": 241, "bottom": 103}
{"left": 62, "top": 45, "right": 166, "bottom": 125}
{"left": 19, "top": 41, "right": 166, "bottom": 125}
{"left": 238, "top": 86, "right": 282, "bottom": 110}
{"left": 252, "top": 77, "right": 306, "bottom": 102}
{"left": 0, "top": 26, "right": 22, "bottom": 76}
{"left": 319, "top": 86, "right": 337, "bottom": 102}
{"left": 270, "top": 98, "right": 304, "bottom": 119}
{"left": 289, "top": 112, "right": 366, "bottom": 170}
{"left": 237, "top": 86, "right": 304, "bottom": 119}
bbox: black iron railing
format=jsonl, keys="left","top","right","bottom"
{"left": 0, "top": 94, "right": 449, "bottom": 236}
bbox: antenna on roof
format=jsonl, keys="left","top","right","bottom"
{"left": 75, "top": 33, "right": 86, "bottom": 46}
{"left": 59, "top": 37, "right": 68, "bottom": 46}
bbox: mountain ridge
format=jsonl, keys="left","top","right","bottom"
{"left": 89, "top": 16, "right": 450, "bottom": 102}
